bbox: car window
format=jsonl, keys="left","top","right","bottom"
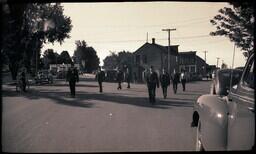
{"left": 243, "top": 60, "right": 254, "bottom": 89}
{"left": 231, "top": 71, "right": 243, "bottom": 85}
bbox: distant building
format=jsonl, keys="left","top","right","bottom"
{"left": 49, "top": 64, "right": 80, "bottom": 73}
{"left": 178, "top": 51, "right": 208, "bottom": 80}
{"left": 207, "top": 65, "right": 217, "bottom": 73}
{"left": 132, "top": 38, "right": 179, "bottom": 82}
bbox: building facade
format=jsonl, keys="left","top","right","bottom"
{"left": 178, "top": 51, "right": 208, "bottom": 81}
{"left": 132, "top": 38, "right": 179, "bottom": 82}
{"left": 49, "top": 64, "right": 80, "bottom": 73}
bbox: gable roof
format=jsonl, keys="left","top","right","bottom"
{"left": 179, "top": 51, "right": 209, "bottom": 66}
{"left": 134, "top": 42, "right": 179, "bottom": 56}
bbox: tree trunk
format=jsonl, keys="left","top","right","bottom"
{"left": 9, "top": 63, "right": 19, "bottom": 80}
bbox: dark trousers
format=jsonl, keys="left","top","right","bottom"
{"left": 98, "top": 81, "right": 103, "bottom": 92}
{"left": 22, "top": 79, "right": 26, "bottom": 92}
{"left": 127, "top": 81, "right": 130, "bottom": 88}
{"left": 69, "top": 81, "right": 76, "bottom": 96}
{"left": 117, "top": 82, "right": 122, "bottom": 90}
{"left": 147, "top": 84, "right": 157, "bottom": 103}
{"left": 173, "top": 82, "right": 178, "bottom": 94}
{"left": 161, "top": 85, "right": 168, "bottom": 98}
{"left": 181, "top": 79, "right": 186, "bottom": 91}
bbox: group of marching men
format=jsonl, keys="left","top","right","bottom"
{"left": 66, "top": 64, "right": 187, "bottom": 104}
{"left": 141, "top": 66, "right": 187, "bottom": 103}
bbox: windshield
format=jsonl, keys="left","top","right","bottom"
{"left": 219, "top": 70, "right": 242, "bottom": 86}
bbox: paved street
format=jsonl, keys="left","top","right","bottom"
{"left": 2, "top": 75, "right": 211, "bottom": 152}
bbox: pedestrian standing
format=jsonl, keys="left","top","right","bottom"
{"left": 126, "top": 68, "right": 131, "bottom": 88}
{"left": 96, "top": 67, "right": 105, "bottom": 93}
{"left": 171, "top": 70, "right": 179, "bottom": 94}
{"left": 116, "top": 68, "right": 123, "bottom": 90}
{"left": 20, "top": 67, "right": 27, "bottom": 92}
{"left": 160, "top": 68, "right": 170, "bottom": 99}
{"left": 180, "top": 69, "right": 187, "bottom": 91}
{"left": 66, "top": 63, "right": 79, "bottom": 97}
{"left": 146, "top": 66, "right": 159, "bottom": 103}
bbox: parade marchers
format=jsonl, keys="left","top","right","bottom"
{"left": 15, "top": 64, "right": 191, "bottom": 104}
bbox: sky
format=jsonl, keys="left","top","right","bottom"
{"left": 42, "top": 2, "right": 247, "bottom": 68}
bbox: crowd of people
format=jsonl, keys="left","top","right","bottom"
{"left": 94, "top": 65, "right": 187, "bottom": 104}
{"left": 65, "top": 64, "right": 188, "bottom": 104}
{"left": 17, "top": 64, "right": 188, "bottom": 104}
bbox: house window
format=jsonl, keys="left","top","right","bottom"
{"left": 185, "top": 66, "right": 190, "bottom": 72}
{"left": 143, "top": 55, "right": 147, "bottom": 64}
{"left": 136, "top": 55, "right": 141, "bottom": 65}
{"left": 190, "top": 66, "right": 196, "bottom": 73}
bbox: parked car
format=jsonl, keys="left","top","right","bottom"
{"left": 210, "top": 69, "right": 243, "bottom": 96}
{"left": 35, "top": 70, "right": 53, "bottom": 84}
{"left": 104, "top": 69, "right": 117, "bottom": 82}
{"left": 191, "top": 52, "right": 254, "bottom": 151}
{"left": 188, "top": 73, "right": 203, "bottom": 81}
{"left": 56, "top": 70, "right": 66, "bottom": 79}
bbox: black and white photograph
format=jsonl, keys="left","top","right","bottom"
{"left": 1, "top": 0, "right": 254, "bottom": 152}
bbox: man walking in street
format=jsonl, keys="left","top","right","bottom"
{"left": 171, "top": 69, "right": 179, "bottom": 94}
{"left": 125, "top": 67, "right": 131, "bottom": 88}
{"left": 116, "top": 68, "right": 123, "bottom": 90}
{"left": 95, "top": 67, "right": 105, "bottom": 93}
{"left": 20, "top": 67, "right": 27, "bottom": 92}
{"left": 160, "top": 68, "right": 170, "bottom": 99}
{"left": 180, "top": 69, "right": 187, "bottom": 91}
{"left": 66, "top": 63, "right": 79, "bottom": 97}
{"left": 146, "top": 66, "right": 159, "bottom": 103}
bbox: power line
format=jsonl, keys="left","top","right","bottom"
{"left": 80, "top": 17, "right": 212, "bottom": 37}
{"left": 80, "top": 16, "right": 212, "bottom": 29}
{"left": 45, "top": 34, "right": 222, "bottom": 46}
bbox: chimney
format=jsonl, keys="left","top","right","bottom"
{"left": 152, "top": 38, "right": 155, "bottom": 44}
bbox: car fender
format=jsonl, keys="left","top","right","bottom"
{"left": 194, "top": 94, "right": 229, "bottom": 150}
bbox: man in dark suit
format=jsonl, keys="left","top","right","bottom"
{"left": 171, "top": 70, "right": 179, "bottom": 94}
{"left": 116, "top": 68, "right": 123, "bottom": 90}
{"left": 160, "top": 68, "right": 170, "bottom": 99}
{"left": 146, "top": 66, "right": 159, "bottom": 103}
{"left": 66, "top": 63, "right": 79, "bottom": 97}
{"left": 96, "top": 67, "right": 105, "bottom": 93}
{"left": 20, "top": 67, "right": 27, "bottom": 92}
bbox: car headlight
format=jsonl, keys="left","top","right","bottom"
{"left": 217, "top": 113, "right": 222, "bottom": 118}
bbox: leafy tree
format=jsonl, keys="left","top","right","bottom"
{"left": 103, "top": 51, "right": 119, "bottom": 70}
{"left": 103, "top": 50, "right": 133, "bottom": 70}
{"left": 210, "top": 1, "right": 254, "bottom": 55}
{"left": 42, "top": 49, "right": 58, "bottom": 68}
{"left": 1, "top": 2, "right": 27, "bottom": 79}
{"left": 2, "top": 3, "right": 72, "bottom": 79}
{"left": 58, "top": 51, "right": 72, "bottom": 64}
{"left": 73, "top": 40, "right": 100, "bottom": 73}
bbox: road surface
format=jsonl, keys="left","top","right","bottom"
{"left": 2, "top": 75, "right": 211, "bottom": 152}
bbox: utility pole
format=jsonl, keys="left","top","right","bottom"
{"left": 146, "top": 32, "right": 148, "bottom": 43}
{"left": 162, "top": 28, "right": 176, "bottom": 75}
{"left": 202, "top": 51, "right": 208, "bottom": 63}
{"left": 202, "top": 50, "right": 208, "bottom": 76}
{"left": 216, "top": 57, "right": 220, "bottom": 68}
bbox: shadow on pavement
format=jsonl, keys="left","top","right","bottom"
{"left": 2, "top": 87, "right": 196, "bottom": 109}
{"left": 160, "top": 99, "right": 194, "bottom": 107}
{"left": 37, "top": 83, "right": 98, "bottom": 88}
{"left": 2, "top": 88, "right": 94, "bottom": 108}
